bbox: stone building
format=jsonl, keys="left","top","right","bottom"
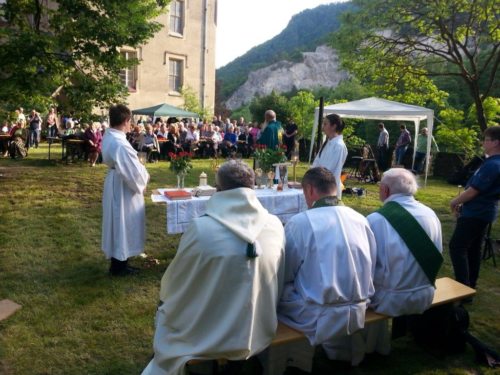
{"left": 120, "top": 0, "right": 217, "bottom": 112}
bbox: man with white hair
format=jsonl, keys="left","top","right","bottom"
{"left": 257, "top": 110, "right": 281, "bottom": 149}
{"left": 364, "top": 168, "right": 443, "bottom": 355}
{"left": 143, "top": 160, "right": 285, "bottom": 375}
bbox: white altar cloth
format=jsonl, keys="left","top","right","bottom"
{"left": 152, "top": 187, "right": 307, "bottom": 234}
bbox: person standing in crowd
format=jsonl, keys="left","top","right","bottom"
{"left": 413, "top": 127, "right": 439, "bottom": 174}
{"left": 312, "top": 114, "right": 348, "bottom": 199}
{"left": 376, "top": 122, "right": 389, "bottom": 170}
{"left": 84, "top": 121, "right": 103, "bottom": 167}
{"left": 17, "top": 107, "right": 26, "bottom": 123}
{"left": 395, "top": 125, "right": 411, "bottom": 166}
{"left": 46, "top": 107, "right": 58, "bottom": 138}
{"left": 28, "top": 109, "right": 42, "bottom": 148}
{"left": 277, "top": 167, "right": 375, "bottom": 371}
{"left": 283, "top": 119, "right": 298, "bottom": 160}
{"left": 364, "top": 168, "right": 443, "bottom": 357}
{"left": 101, "top": 104, "right": 149, "bottom": 276}
{"left": 257, "top": 110, "right": 281, "bottom": 150}
{"left": 142, "top": 160, "right": 284, "bottom": 375}
{"left": 449, "top": 126, "right": 500, "bottom": 290}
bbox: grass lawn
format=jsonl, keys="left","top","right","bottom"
{"left": 0, "top": 142, "right": 499, "bottom": 375}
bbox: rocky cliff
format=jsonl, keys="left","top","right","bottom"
{"left": 225, "top": 46, "right": 347, "bottom": 109}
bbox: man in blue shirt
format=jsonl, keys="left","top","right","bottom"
{"left": 449, "top": 126, "right": 500, "bottom": 290}
{"left": 220, "top": 125, "right": 237, "bottom": 157}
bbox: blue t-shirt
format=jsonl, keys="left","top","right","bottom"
{"left": 462, "top": 154, "right": 500, "bottom": 222}
{"left": 223, "top": 133, "right": 236, "bottom": 145}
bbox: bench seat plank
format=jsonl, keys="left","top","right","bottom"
{"left": 273, "top": 277, "right": 475, "bottom": 345}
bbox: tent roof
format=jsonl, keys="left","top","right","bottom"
{"left": 320, "top": 97, "right": 433, "bottom": 121}
{"left": 131, "top": 103, "right": 198, "bottom": 118}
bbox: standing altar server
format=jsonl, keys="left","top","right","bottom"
{"left": 102, "top": 104, "right": 149, "bottom": 276}
{"left": 312, "top": 114, "right": 348, "bottom": 199}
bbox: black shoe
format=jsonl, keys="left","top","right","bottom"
{"left": 109, "top": 258, "right": 139, "bottom": 276}
{"left": 109, "top": 266, "right": 139, "bottom": 276}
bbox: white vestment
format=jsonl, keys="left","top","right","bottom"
{"left": 277, "top": 204, "right": 376, "bottom": 366}
{"left": 364, "top": 193, "right": 443, "bottom": 354}
{"left": 101, "top": 128, "right": 149, "bottom": 261}
{"left": 312, "top": 135, "right": 348, "bottom": 199}
{"left": 142, "top": 188, "right": 285, "bottom": 375}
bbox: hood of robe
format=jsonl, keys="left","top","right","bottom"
{"left": 205, "top": 187, "right": 270, "bottom": 244}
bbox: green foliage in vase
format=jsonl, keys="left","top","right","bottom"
{"left": 254, "top": 144, "right": 288, "bottom": 173}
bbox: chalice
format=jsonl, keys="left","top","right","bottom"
{"left": 255, "top": 168, "right": 263, "bottom": 189}
{"left": 267, "top": 170, "right": 275, "bottom": 189}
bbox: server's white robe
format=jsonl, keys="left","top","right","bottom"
{"left": 101, "top": 128, "right": 149, "bottom": 261}
{"left": 142, "top": 188, "right": 285, "bottom": 375}
{"left": 277, "top": 205, "right": 376, "bottom": 355}
{"left": 365, "top": 194, "right": 443, "bottom": 354}
{"left": 312, "top": 135, "right": 348, "bottom": 199}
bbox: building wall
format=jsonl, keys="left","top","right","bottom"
{"left": 126, "top": 0, "right": 217, "bottom": 115}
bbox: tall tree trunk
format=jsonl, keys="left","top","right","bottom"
{"left": 469, "top": 80, "right": 488, "bottom": 132}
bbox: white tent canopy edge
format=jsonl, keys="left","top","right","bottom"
{"left": 310, "top": 97, "right": 434, "bottom": 186}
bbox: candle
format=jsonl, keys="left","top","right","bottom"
{"left": 199, "top": 172, "right": 208, "bottom": 186}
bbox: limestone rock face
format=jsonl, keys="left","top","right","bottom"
{"left": 225, "top": 46, "right": 347, "bottom": 109}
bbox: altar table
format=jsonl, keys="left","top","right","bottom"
{"left": 152, "top": 187, "right": 307, "bottom": 234}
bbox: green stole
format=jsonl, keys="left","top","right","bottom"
{"left": 311, "top": 196, "right": 343, "bottom": 209}
{"left": 377, "top": 201, "right": 443, "bottom": 286}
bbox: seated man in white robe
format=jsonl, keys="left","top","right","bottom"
{"left": 277, "top": 167, "right": 376, "bottom": 371}
{"left": 365, "top": 168, "right": 443, "bottom": 355}
{"left": 142, "top": 160, "right": 285, "bottom": 375}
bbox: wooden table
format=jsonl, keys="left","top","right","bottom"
{"left": 46, "top": 137, "right": 61, "bottom": 160}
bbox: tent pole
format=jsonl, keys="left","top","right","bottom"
{"left": 315, "top": 97, "right": 324, "bottom": 157}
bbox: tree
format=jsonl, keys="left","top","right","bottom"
{"left": 288, "top": 91, "right": 318, "bottom": 141}
{"left": 180, "top": 86, "right": 213, "bottom": 121}
{"left": 334, "top": 0, "right": 499, "bottom": 131}
{"left": 248, "top": 91, "right": 291, "bottom": 125}
{"left": 0, "top": 0, "right": 168, "bottom": 116}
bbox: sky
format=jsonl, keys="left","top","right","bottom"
{"left": 216, "top": 0, "right": 349, "bottom": 68}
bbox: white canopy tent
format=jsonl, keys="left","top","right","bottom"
{"left": 310, "top": 97, "right": 435, "bottom": 185}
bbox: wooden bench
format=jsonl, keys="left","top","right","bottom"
{"left": 273, "top": 277, "right": 475, "bottom": 346}
{"left": 187, "top": 277, "right": 475, "bottom": 368}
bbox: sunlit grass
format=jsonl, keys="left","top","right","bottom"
{"left": 0, "top": 143, "right": 498, "bottom": 374}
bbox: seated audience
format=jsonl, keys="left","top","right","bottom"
{"left": 142, "top": 160, "right": 285, "bottom": 375}
{"left": 166, "top": 123, "right": 183, "bottom": 157}
{"left": 237, "top": 125, "right": 253, "bottom": 158}
{"left": 277, "top": 167, "right": 376, "bottom": 371}
{"left": 220, "top": 125, "right": 237, "bottom": 157}
{"left": 9, "top": 120, "right": 28, "bottom": 159}
{"left": 182, "top": 123, "right": 200, "bottom": 152}
{"left": 139, "top": 124, "right": 160, "bottom": 162}
{"left": 364, "top": 168, "right": 443, "bottom": 356}
{"left": 84, "top": 121, "right": 103, "bottom": 167}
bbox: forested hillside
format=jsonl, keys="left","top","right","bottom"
{"left": 216, "top": 2, "right": 353, "bottom": 100}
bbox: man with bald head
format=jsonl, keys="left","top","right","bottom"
{"left": 257, "top": 109, "right": 281, "bottom": 149}
{"left": 364, "top": 168, "right": 443, "bottom": 356}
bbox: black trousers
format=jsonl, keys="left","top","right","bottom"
{"left": 449, "top": 216, "right": 489, "bottom": 288}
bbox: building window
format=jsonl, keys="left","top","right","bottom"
{"left": 119, "top": 51, "right": 137, "bottom": 91}
{"left": 169, "top": 0, "right": 184, "bottom": 35}
{"left": 169, "top": 59, "right": 183, "bottom": 93}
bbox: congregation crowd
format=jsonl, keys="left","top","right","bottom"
{"left": 98, "top": 104, "right": 499, "bottom": 375}
{"left": 0, "top": 106, "right": 299, "bottom": 167}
